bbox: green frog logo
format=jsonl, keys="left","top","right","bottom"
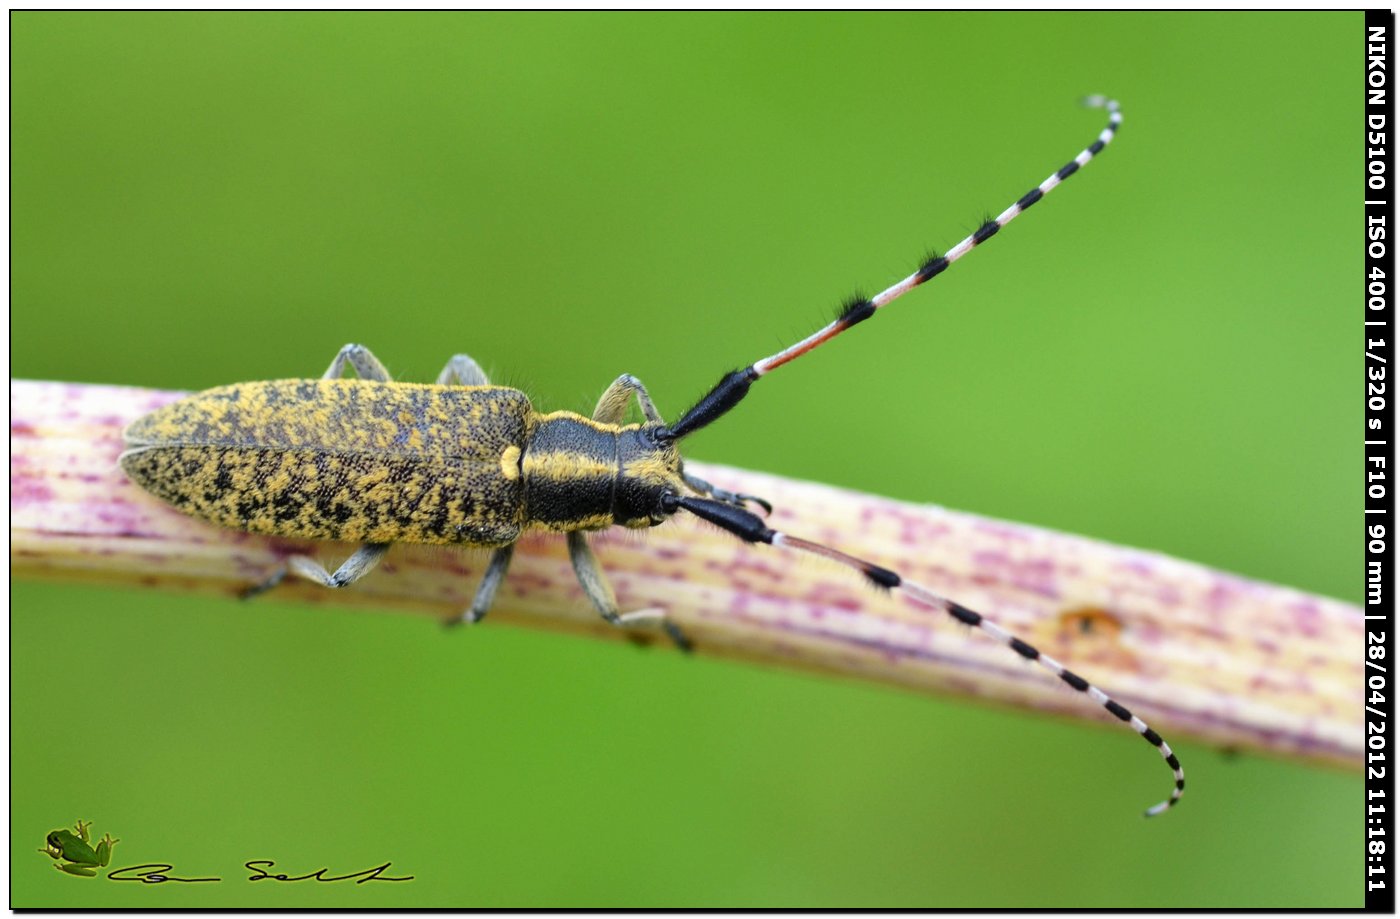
{"left": 39, "top": 819, "right": 119, "bottom": 877}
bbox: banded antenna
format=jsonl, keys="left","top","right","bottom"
{"left": 661, "top": 98, "right": 1185, "bottom": 816}
{"left": 665, "top": 491, "right": 1184, "bottom": 819}
{"left": 659, "top": 95, "right": 1123, "bottom": 443}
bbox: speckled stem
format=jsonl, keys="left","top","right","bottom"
{"left": 12, "top": 380, "right": 1362, "bottom": 768}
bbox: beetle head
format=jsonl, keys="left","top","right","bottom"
{"left": 613, "top": 424, "right": 685, "bottom": 528}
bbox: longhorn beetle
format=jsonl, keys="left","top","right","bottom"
{"left": 121, "top": 96, "right": 1184, "bottom": 817}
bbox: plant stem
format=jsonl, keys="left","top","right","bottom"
{"left": 11, "top": 379, "right": 1362, "bottom": 769}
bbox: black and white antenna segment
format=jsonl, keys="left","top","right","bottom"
{"left": 660, "top": 96, "right": 1185, "bottom": 817}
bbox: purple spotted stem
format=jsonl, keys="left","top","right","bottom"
{"left": 11, "top": 380, "right": 1361, "bottom": 769}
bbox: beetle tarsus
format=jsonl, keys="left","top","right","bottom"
{"left": 241, "top": 568, "right": 287, "bottom": 600}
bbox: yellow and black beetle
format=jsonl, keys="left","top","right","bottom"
{"left": 120, "top": 97, "right": 1184, "bottom": 817}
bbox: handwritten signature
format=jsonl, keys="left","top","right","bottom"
{"left": 106, "top": 860, "right": 412, "bottom": 884}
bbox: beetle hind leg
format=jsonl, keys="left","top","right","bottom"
{"left": 436, "top": 354, "right": 490, "bottom": 386}
{"left": 287, "top": 544, "right": 390, "bottom": 588}
{"left": 241, "top": 568, "right": 287, "bottom": 600}
{"left": 243, "top": 543, "right": 390, "bottom": 598}
{"left": 567, "top": 531, "right": 692, "bottom": 652}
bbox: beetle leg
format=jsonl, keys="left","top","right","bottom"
{"left": 241, "top": 568, "right": 287, "bottom": 599}
{"left": 682, "top": 471, "right": 773, "bottom": 516}
{"left": 322, "top": 343, "right": 394, "bottom": 382}
{"left": 592, "top": 374, "right": 663, "bottom": 425}
{"left": 447, "top": 544, "right": 514, "bottom": 626}
{"left": 286, "top": 544, "right": 390, "bottom": 588}
{"left": 245, "top": 540, "right": 389, "bottom": 591}
{"left": 244, "top": 544, "right": 390, "bottom": 599}
{"left": 435, "top": 354, "right": 490, "bottom": 386}
{"left": 566, "top": 531, "right": 692, "bottom": 652}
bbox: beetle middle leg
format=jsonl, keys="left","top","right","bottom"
{"left": 322, "top": 343, "right": 394, "bottom": 381}
{"left": 446, "top": 544, "right": 514, "bottom": 626}
{"left": 567, "top": 531, "right": 692, "bottom": 652}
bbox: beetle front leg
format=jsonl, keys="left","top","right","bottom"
{"left": 322, "top": 343, "right": 394, "bottom": 382}
{"left": 682, "top": 471, "right": 772, "bottom": 516}
{"left": 566, "top": 531, "right": 692, "bottom": 652}
{"left": 592, "top": 374, "right": 664, "bottom": 425}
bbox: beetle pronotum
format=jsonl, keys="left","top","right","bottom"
{"left": 120, "top": 96, "right": 1184, "bottom": 816}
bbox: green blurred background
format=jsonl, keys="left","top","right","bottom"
{"left": 12, "top": 11, "right": 1360, "bottom": 907}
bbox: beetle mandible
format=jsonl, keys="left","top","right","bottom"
{"left": 121, "top": 97, "right": 1184, "bottom": 817}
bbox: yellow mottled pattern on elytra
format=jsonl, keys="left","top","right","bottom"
{"left": 121, "top": 380, "right": 535, "bottom": 546}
